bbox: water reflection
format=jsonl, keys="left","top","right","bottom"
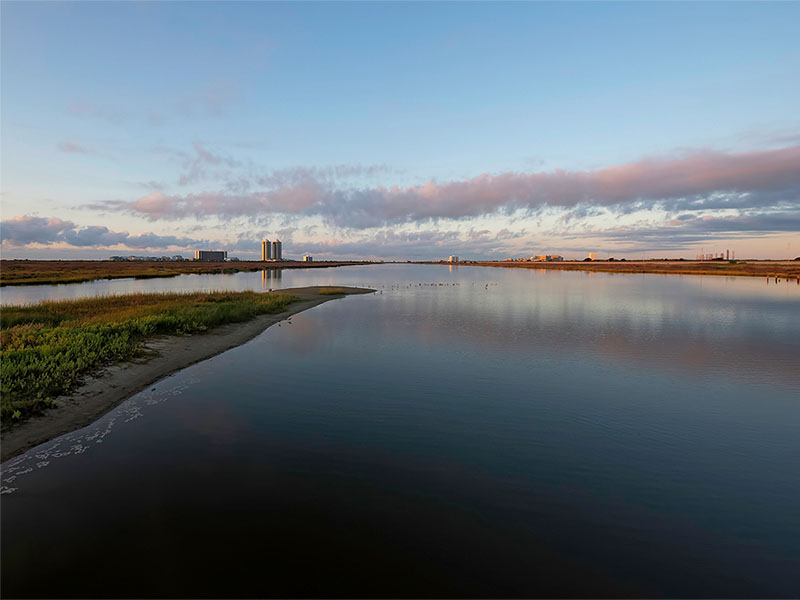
{"left": 260, "top": 268, "right": 283, "bottom": 290}
{"left": 3, "top": 263, "right": 799, "bottom": 306}
{"left": 2, "top": 266, "right": 799, "bottom": 597}
{"left": 0, "top": 370, "right": 206, "bottom": 495}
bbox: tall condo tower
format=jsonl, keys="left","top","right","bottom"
{"left": 272, "top": 240, "right": 282, "bottom": 260}
{"left": 261, "top": 239, "right": 272, "bottom": 261}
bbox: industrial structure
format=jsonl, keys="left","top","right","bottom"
{"left": 261, "top": 239, "right": 283, "bottom": 261}
{"left": 194, "top": 250, "right": 227, "bottom": 261}
{"left": 302, "top": 255, "right": 313, "bottom": 262}
{"left": 696, "top": 249, "right": 735, "bottom": 260}
{"left": 449, "top": 255, "right": 459, "bottom": 263}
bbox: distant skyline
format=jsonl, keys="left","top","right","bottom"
{"left": 2, "top": 1, "right": 799, "bottom": 260}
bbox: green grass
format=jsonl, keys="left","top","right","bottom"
{"left": 1, "top": 291, "right": 296, "bottom": 422}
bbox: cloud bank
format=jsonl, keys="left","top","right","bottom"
{"left": 88, "top": 146, "right": 800, "bottom": 228}
{"left": 5, "top": 145, "right": 799, "bottom": 259}
{"left": 0, "top": 216, "right": 203, "bottom": 250}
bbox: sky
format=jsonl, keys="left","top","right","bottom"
{"left": 1, "top": 1, "right": 799, "bottom": 261}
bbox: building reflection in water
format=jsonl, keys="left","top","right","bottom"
{"left": 261, "top": 268, "right": 283, "bottom": 290}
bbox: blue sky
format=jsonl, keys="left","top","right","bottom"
{"left": 2, "top": 1, "right": 799, "bottom": 260}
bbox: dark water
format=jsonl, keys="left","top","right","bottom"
{"left": 2, "top": 265, "right": 799, "bottom": 597}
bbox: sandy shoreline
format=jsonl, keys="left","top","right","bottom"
{"left": 1, "top": 286, "right": 372, "bottom": 462}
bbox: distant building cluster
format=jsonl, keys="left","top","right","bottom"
{"left": 261, "top": 239, "right": 283, "bottom": 261}
{"left": 302, "top": 255, "right": 313, "bottom": 262}
{"left": 194, "top": 250, "right": 227, "bottom": 262}
{"left": 697, "top": 250, "right": 734, "bottom": 260}
{"left": 504, "top": 255, "right": 564, "bottom": 262}
{"left": 110, "top": 255, "right": 186, "bottom": 262}
{"left": 449, "top": 255, "right": 459, "bottom": 263}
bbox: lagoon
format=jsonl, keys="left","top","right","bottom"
{"left": 2, "top": 265, "right": 799, "bottom": 597}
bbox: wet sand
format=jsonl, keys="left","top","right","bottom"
{"left": 1, "top": 286, "right": 372, "bottom": 462}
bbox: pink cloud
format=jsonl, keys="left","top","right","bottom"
{"left": 90, "top": 145, "right": 800, "bottom": 228}
{"left": 57, "top": 141, "right": 92, "bottom": 154}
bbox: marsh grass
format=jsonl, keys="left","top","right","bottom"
{"left": 318, "top": 287, "right": 345, "bottom": 295}
{"left": 1, "top": 291, "right": 295, "bottom": 421}
{"left": 0, "top": 259, "right": 369, "bottom": 286}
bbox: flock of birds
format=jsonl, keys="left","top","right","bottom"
{"left": 365, "top": 282, "right": 499, "bottom": 294}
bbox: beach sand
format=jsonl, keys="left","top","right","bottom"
{"left": 1, "top": 286, "right": 372, "bottom": 462}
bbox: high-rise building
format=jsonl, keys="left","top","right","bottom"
{"left": 302, "top": 255, "right": 313, "bottom": 262}
{"left": 272, "top": 239, "right": 282, "bottom": 260}
{"left": 261, "top": 239, "right": 272, "bottom": 261}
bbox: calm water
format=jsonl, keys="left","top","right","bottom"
{"left": 2, "top": 265, "right": 799, "bottom": 597}
{"left": 1, "top": 264, "right": 382, "bottom": 305}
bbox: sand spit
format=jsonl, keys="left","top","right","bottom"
{"left": 1, "top": 286, "right": 373, "bottom": 462}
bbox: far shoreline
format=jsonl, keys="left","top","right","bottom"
{"left": 416, "top": 259, "right": 800, "bottom": 280}
{"left": 1, "top": 286, "right": 373, "bottom": 463}
{"left": 0, "top": 259, "right": 377, "bottom": 287}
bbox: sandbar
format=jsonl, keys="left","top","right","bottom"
{"left": 1, "top": 286, "right": 373, "bottom": 462}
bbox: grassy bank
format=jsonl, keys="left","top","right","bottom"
{"left": 424, "top": 260, "right": 800, "bottom": 279}
{"left": 1, "top": 291, "right": 296, "bottom": 421}
{"left": 0, "top": 259, "right": 373, "bottom": 286}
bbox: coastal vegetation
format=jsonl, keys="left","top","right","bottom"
{"left": 429, "top": 260, "right": 800, "bottom": 279}
{"left": 0, "top": 260, "right": 372, "bottom": 286}
{"left": 318, "top": 287, "right": 346, "bottom": 295}
{"left": 1, "top": 291, "right": 296, "bottom": 421}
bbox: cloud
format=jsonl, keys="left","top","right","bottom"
{"left": 177, "top": 142, "right": 241, "bottom": 186}
{"left": 0, "top": 217, "right": 75, "bottom": 246}
{"left": 57, "top": 141, "right": 92, "bottom": 154}
{"left": 67, "top": 102, "right": 128, "bottom": 124}
{"left": 277, "top": 228, "right": 528, "bottom": 260}
{"left": 139, "top": 180, "right": 166, "bottom": 191}
{"left": 89, "top": 146, "right": 800, "bottom": 228}
{"left": 566, "top": 211, "right": 800, "bottom": 251}
{"left": 177, "top": 81, "right": 239, "bottom": 117}
{"left": 255, "top": 164, "right": 392, "bottom": 188}
{"left": 0, "top": 216, "right": 204, "bottom": 250}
